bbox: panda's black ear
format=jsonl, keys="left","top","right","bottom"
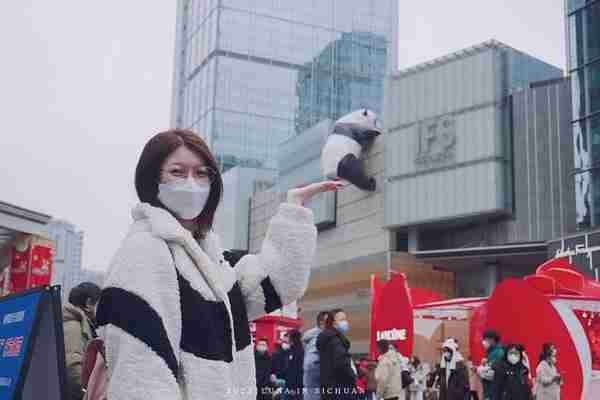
{"left": 363, "top": 109, "right": 368, "bottom": 116}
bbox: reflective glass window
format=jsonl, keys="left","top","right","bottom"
{"left": 576, "top": 170, "right": 592, "bottom": 228}
{"left": 572, "top": 69, "right": 587, "bottom": 119}
{"left": 592, "top": 115, "right": 600, "bottom": 165}
{"left": 586, "top": 2, "right": 600, "bottom": 63}
{"left": 569, "top": 12, "right": 585, "bottom": 70}
{"left": 574, "top": 120, "right": 590, "bottom": 170}
{"left": 568, "top": 0, "right": 586, "bottom": 13}
{"left": 590, "top": 61, "right": 600, "bottom": 114}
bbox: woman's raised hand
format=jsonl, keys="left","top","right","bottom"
{"left": 286, "top": 181, "right": 344, "bottom": 206}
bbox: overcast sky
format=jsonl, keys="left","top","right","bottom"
{"left": 0, "top": 1, "right": 565, "bottom": 271}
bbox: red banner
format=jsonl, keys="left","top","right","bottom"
{"left": 6, "top": 237, "right": 54, "bottom": 294}
{"left": 251, "top": 316, "right": 303, "bottom": 353}
{"left": 29, "top": 244, "right": 52, "bottom": 288}
{"left": 370, "top": 273, "right": 414, "bottom": 359}
{"left": 9, "top": 246, "right": 30, "bottom": 293}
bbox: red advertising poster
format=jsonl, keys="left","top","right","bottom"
{"left": 370, "top": 273, "right": 414, "bottom": 359}
{"left": 251, "top": 316, "right": 303, "bottom": 353}
{"left": 29, "top": 245, "right": 52, "bottom": 288}
{"left": 574, "top": 310, "right": 600, "bottom": 371}
{"left": 9, "top": 246, "right": 30, "bottom": 293}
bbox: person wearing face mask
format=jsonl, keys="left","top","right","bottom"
{"left": 63, "top": 282, "right": 102, "bottom": 400}
{"left": 493, "top": 344, "right": 532, "bottom": 400}
{"left": 374, "top": 340, "right": 406, "bottom": 400}
{"left": 303, "top": 311, "right": 329, "bottom": 400}
{"left": 429, "top": 338, "right": 469, "bottom": 400}
{"left": 283, "top": 330, "right": 305, "bottom": 400}
{"left": 255, "top": 338, "right": 273, "bottom": 400}
{"left": 533, "top": 343, "right": 561, "bottom": 400}
{"left": 479, "top": 330, "right": 505, "bottom": 400}
{"left": 272, "top": 336, "right": 292, "bottom": 387}
{"left": 95, "top": 130, "right": 341, "bottom": 400}
{"left": 317, "top": 309, "right": 358, "bottom": 400}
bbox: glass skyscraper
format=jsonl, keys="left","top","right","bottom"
{"left": 567, "top": 0, "right": 600, "bottom": 228}
{"left": 170, "top": 0, "right": 398, "bottom": 172}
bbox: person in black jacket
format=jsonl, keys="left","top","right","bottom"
{"left": 255, "top": 337, "right": 274, "bottom": 400}
{"left": 493, "top": 344, "right": 532, "bottom": 400}
{"left": 272, "top": 336, "right": 292, "bottom": 383}
{"left": 316, "top": 309, "right": 358, "bottom": 400}
{"left": 284, "top": 329, "right": 305, "bottom": 400}
{"left": 428, "top": 338, "right": 470, "bottom": 400}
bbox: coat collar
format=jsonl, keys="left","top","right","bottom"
{"left": 131, "top": 203, "right": 229, "bottom": 302}
{"left": 63, "top": 303, "right": 95, "bottom": 338}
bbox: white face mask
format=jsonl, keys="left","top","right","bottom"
{"left": 508, "top": 354, "right": 520, "bottom": 365}
{"left": 158, "top": 176, "right": 211, "bottom": 220}
{"left": 256, "top": 345, "right": 268, "bottom": 353}
{"left": 281, "top": 343, "right": 290, "bottom": 351}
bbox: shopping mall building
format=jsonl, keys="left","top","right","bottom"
{"left": 547, "top": 0, "right": 600, "bottom": 278}
{"left": 248, "top": 40, "right": 575, "bottom": 353}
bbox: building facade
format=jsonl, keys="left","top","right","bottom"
{"left": 248, "top": 41, "right": 574, "bottom": 352}
{"left": 45, "top": 220, "right": 105, "bottom": 302}
{"left": 170, "top": 0, "right": 398, "bottom": 171}
{"left": 566, "top": 0, "right": 600, "bottom": 229}
{"left": 544, "top": 1, "right": 600, "bottom": 281}
{"left": 249, "top": 132, "right": 455, "bottom": 353}
{"left": 294, "top": 31, "right": 387, "bottom": 134}
{"left": 386, "top": 40, "right": 570, "bottom": 297}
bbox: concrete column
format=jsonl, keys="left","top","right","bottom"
{"left": 408, "top": 228, "right": 419, "bottom": 252}
{"left": 484, "top": 262, "right": 500, "bottom": 295}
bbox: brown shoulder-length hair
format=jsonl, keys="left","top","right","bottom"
{"left": 135, "top": 129, "right": 223, "bottom": 237}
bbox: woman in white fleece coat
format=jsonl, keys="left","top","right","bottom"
{"left": 96, "top": 130, "right": 340, "bottom": 400}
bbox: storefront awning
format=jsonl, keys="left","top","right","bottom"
{"left": 0, "top": 201, "right": 51, "bottom": 255}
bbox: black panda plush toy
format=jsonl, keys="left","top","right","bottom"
{"left": 321, "top": 109, "right": 382, "bottom": 191}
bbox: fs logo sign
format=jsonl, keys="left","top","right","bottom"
{"left": 415, "top": 116, "right": 456, "bottom": 168}
{"left": 376, "top": 328, "right": 407, "bottom": 342}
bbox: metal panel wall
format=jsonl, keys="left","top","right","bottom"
{"left": 387, "top": 48, "right": 501, "bottom": 129}
{"left": 385, "top": 46, "right": 509, "bottom": 227}
{"left": 384, "top": 42, "right": 563, "bottom": 228}
{"left": 418, "top": 77, "right": 575, "bottom": 250}
{"left": 510, "top": 78, "right": 575, "bottom": 242}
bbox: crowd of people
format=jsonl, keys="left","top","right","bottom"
{"left": 252, "top": 312, "right": 563, "bottom": 400}
{"left": 61, "top": 282, "right": 563, "bottom": 400}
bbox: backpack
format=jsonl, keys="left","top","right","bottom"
{"left": 81, "top": 338, "right": 108, "bottom": 400}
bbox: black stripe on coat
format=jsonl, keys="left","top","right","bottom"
{"left": 261, "top": 276, "right": 283, "bottom": 314}
{"left": 96, "top": 287, "right": 179, "bottom": 379}
{"left": 227, "top": 282, "right": 252, "bottom": 351}
{"left": 177, "top": 271, "right": 233, "bottom": 362}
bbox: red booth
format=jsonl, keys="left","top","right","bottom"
{"left": 250, "top": 315, "right": 303, "bottom": 353}
{"left": 371, "top": 257, "right": 600, "bottom": 399}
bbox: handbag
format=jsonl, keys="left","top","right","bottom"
{"left": 81, "top": 338, "right": 108, "bottom": 400}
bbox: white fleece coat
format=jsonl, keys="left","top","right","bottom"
{"left": 97, "top": 202, "right": 317, "bottom": 400}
